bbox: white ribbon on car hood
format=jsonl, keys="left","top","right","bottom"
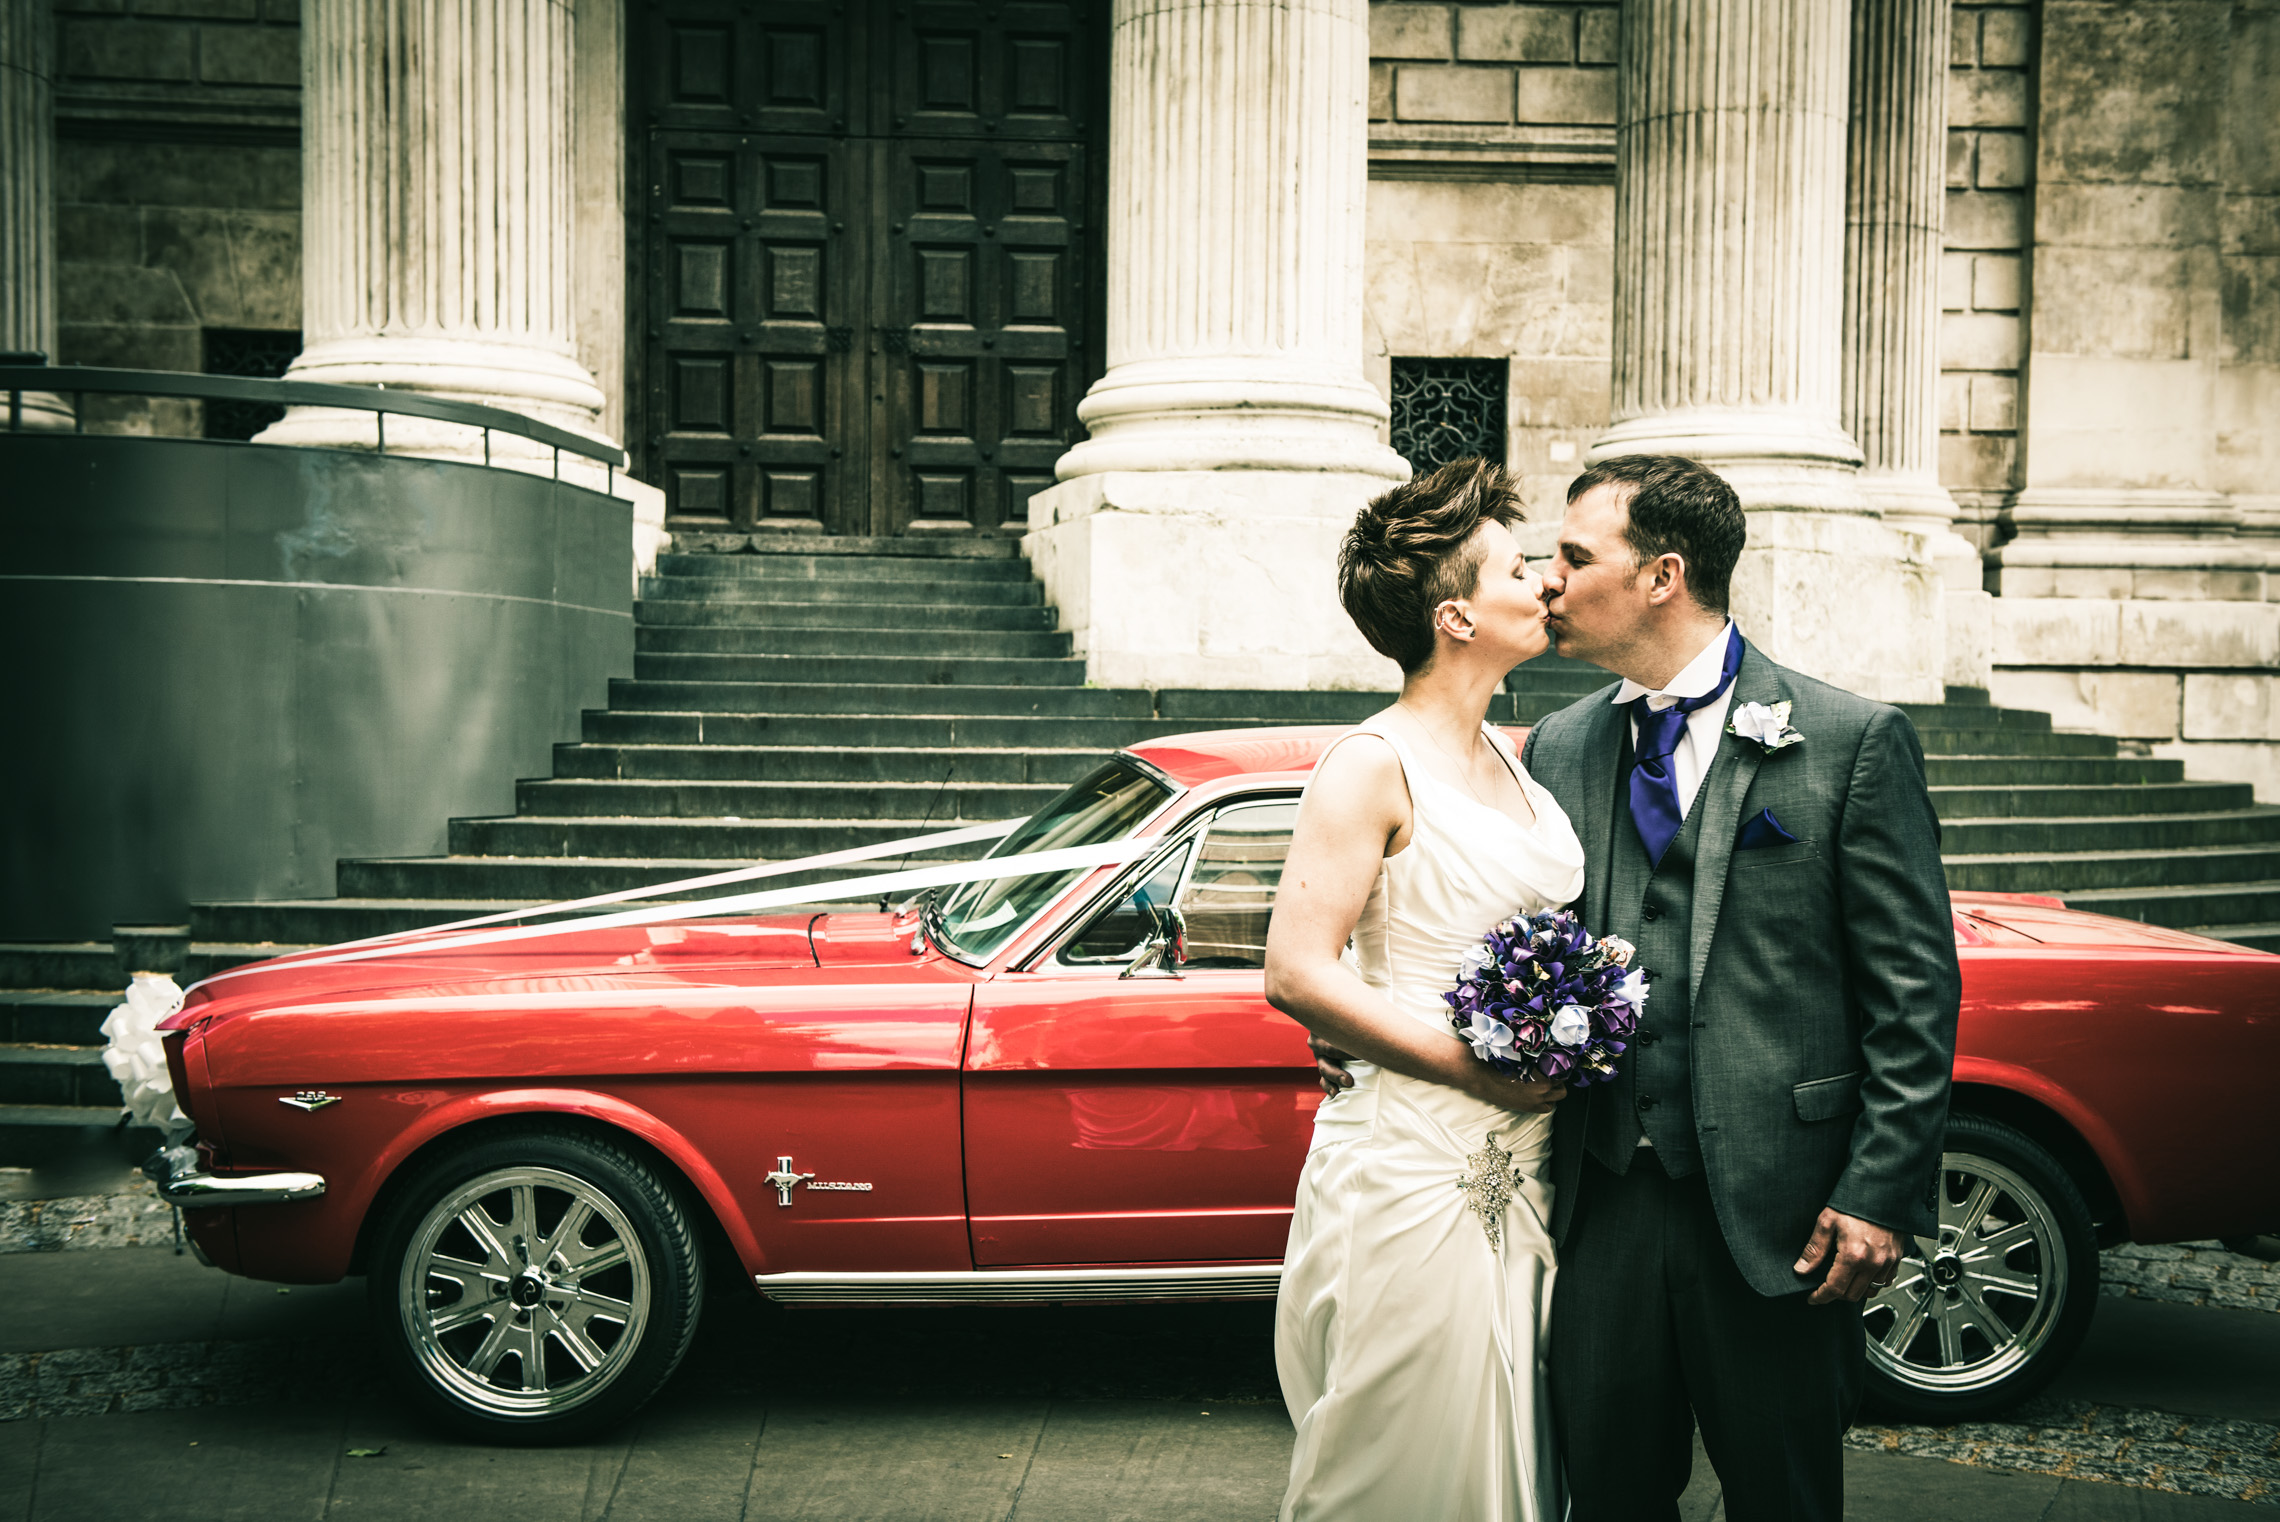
{"left": 187, "top": 821, "right": 1160, "bottom": 993}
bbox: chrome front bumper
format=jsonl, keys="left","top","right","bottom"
{"left": 141, "top": 1144, "right": 326, "bottom": 1208}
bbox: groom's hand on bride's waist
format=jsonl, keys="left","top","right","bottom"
{"left": 1309, "top": 1034, "right": 1357, "bottom": 1097}
{"left": 1794, "top": 1207, "right": 1904, "bottom": 1305}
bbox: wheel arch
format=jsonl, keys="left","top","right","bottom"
{"left": 346, "top": 1092, "right": 762, "bottom": 1281}
{"left": 1948, "top": 1075, "right": 2130, "bottom": 1246}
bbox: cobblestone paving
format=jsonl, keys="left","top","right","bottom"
{"left": 0, "top": 1175, "right": 175, "bottom": 1253}
{"left": 2103, "top": 1240, "right": 2280, "bottom": 1313}
{"left": 0, "top": 1336, "right": 371, "bottom": 1421}
{"left": 1849, "top": 1398, "right": 2280, "bottom": 1505}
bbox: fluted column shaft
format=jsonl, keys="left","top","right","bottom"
{"left": 1843, "top": 0, "right": 1956, "bottom": 529}
{"left": 1, "top": 0, "right": 70, "bottom": 428}
{"left": 1055, "top": 0, "right": 1404, "bottom": 480}
{"left": 1596, "top": 0, "right": 1864, "bottom": 506}
{"left": 265, "top": 0, "right": 605, "bottom": 451}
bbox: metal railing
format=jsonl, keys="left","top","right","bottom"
{"left": 0, "top": 364, "right": 626, "bottom": 487}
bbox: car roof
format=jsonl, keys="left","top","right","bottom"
{"left": 1125, "top": 724, "right": 1534, "bottom": 788}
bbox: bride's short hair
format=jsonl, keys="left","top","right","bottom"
{"left": 1339, "top": 457, "right": 1522, "bottom": 673}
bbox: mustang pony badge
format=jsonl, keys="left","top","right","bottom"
{"left": 764, "top": 1155, "right": 874, "bottom": 1206}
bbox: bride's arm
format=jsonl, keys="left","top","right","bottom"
{"left": 1264, "top": 736, "right": 1568, "bottom": 1116}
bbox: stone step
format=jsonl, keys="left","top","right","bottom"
{"left": 449, "top": 814, "right": 997, "bottom": 861}
{"left": 188, "top": 898, "right": 548, "bottom": 945}
{"left": 1912, "top": 728, "right": 2119, "bottom": 758}
{"left": 0, "top": 943, "right": 126, "bottom": 993}
{"left": 0, "top": 1102, "right": 135, "bottom": 1133}
{"left": 1921, "top": 756, "right": 2187, "bottom": 787}
{"left": 1895, "top": 703, "right": 2055, "bottom": 733}
{"left": 511, "top": 777, "right": 1064, "bottom": 821}
{"left": 634, "top": 625, "right": 1076, "bottom": 660}
{"left": 0, "top": 1046, "right": 119, "bottom": 1110}
{"left": 671, "top": 531, "right": 1023, "bottom": 559}
{"left": 1938, "top": 810, "right": 2280, "bottom": 856}
{"left": 1928, "top": 783, "right": 2261, "bottom": 820}
{"left": 634, "top": 598, "right": 1060, "bottom": 632}
{"left": 2189, "top": 922, "right": 2280, "bottom": 953}
{"left": 606, "top": 678, "right": 1157, "bottom": 718}
{"left": 333, "top": 854, "right": 960, "bottom": 902}
{"left": 549, "top": 743, "right": 1104, "bottom": 785}
{"left": 638, "top": 576, "right": 1044, "bottom": 607}
{"left": 629, "top": 651, "right": 1092, "bottom": 687}
{"left": 1945, "top": 844, "right": 2280, "bottom": 894}
{"left": 0, "top": 992, "right": 119, "bottom": 1046}
{"left": 654, "top": 551, "right": 1034, "bottom": 582}
{"left": 2059, "top": 879, "right": 2280, "bottom": 932}
{"left": 576, "top": 710, "right": 1328, "bottom": 750}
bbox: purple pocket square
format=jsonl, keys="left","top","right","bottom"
{"left": 1735, "top": 808, "right": 1799, "bottom": 850}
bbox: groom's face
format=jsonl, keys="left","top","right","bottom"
{"left": 1543, "top": 484, "right": 1648, "bottom": 668}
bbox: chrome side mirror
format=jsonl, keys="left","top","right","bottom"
{"left": 1120, "top": 903, "right": 1188, "bottom": 979}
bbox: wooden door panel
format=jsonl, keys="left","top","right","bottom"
{"left": 636, "top": 0, "right": 1096, "bottom": 535}
{"left": 881, "top": 139, "right": 1085, "bottom": 536}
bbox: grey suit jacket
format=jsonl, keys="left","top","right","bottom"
{"left": 1522, "top": 641, "right": 1962, "bottom": 1296}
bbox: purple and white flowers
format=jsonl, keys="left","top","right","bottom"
{"left": 1444, "top": 908, "right": 1647, "bottom": 1087}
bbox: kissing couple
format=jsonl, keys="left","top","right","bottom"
{"left": 1262, "top": 455, "right": 1963, "bottom": 1521}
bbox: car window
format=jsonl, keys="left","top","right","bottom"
{"left": 1176, "top": 800, "right": 1298, "bottom": 969}
{"left": 933, "top": 757, "right": 1175, "bottom": 960}
{"left": 1057, "top": 797, "right": 1298, "bottom": 970}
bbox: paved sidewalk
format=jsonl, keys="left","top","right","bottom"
{"left": 1, "top": 1246, "right": 2274, "bottom": 1519}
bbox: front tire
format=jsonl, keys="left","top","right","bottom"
{"left": 1861, "top": 1113, "right": 2099, "bottom": 1424}
{"left": 368, "top": 1126, "right": 706, "bottom": 1443}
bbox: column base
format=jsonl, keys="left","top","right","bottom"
{"left": 256, "top": 334, "right": 609, "bottom": 456}
{"left": 1057, "top": 359, "right": 1411, "bottom": 481}
{"left": 1728, "top": 508, "right": 1946, "bottom": 704}
{"left": 6, "top": 392, "right": 76, "bottom": 432}
{"left": 1022, "top": 471, "right": 1401, "bottom": 692}
{"left": 1590, "top": 407, "right": 1868, "bottom": 514}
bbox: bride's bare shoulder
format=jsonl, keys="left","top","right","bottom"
{"left": 1306, "top": 726, "right": 1411, "bottom": 817}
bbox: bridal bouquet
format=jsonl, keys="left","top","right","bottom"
{"left": 1443, "top": 909, "right": 1648, "bottom": 1087}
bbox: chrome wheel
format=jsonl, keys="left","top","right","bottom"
{"left": 399, "top": 1165, "right": 652, "bottom": 1419}
{"left": 1861, "top": 1115, "right": 2100, "bottom": 1423}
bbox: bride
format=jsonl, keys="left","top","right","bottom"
{"left": 1266, "top": 458, "right": 1586, "bottom": 1522}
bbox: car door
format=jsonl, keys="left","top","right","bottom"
{"left": 962, "top": 797, "right": 1320, "bottom": 1266}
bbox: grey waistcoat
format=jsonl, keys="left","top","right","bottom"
{"left": 1588, "top": 746, "right": 1706, "bottom": 1176}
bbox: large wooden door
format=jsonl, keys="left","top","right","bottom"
{"left": 635, "top": 3, "right": 1104, "bottom": 537}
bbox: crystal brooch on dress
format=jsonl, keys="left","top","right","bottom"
{"left": 1457, "top": 1133, "right": 1523, "bottom": 1251}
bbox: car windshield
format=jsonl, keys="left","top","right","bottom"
{"left": 930, "top": 758, "right": 1176, "bottom": 961}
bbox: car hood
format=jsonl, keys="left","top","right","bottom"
{"left": 164, "top": 912, "right": 834, "bottom": 1028}
{"left": 1953, "top": 892, "right": 2274, "bottom": 954}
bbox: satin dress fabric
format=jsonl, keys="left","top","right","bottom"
{"left": 1276, "top": 721, "right": 1588, "bottom": 1522}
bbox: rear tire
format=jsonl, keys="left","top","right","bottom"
{"left": 367, "top": 1126, "right": 705, "bottom": 1444}
{"left": 1860, "top": 1112, "right": 2099, "bottom": 1424}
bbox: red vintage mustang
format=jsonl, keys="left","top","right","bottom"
{"left": 148, "top": 728, "right": 2280, "bottom": 1442}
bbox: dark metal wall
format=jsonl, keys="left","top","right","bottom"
{"left": 0, "top": 437, "right": 633, "bottom": 941}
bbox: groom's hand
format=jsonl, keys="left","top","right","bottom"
{"left": 1308, "top": 1033, "right": 1356, "bottom": 1097}
{"left": 1795, "top": 1208, "right": 1903, "bottom": 1305}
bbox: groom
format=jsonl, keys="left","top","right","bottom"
{"left": 1320, "top": 455, "right": 1961, "bottom": 1520}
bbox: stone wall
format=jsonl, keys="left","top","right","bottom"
{"left": 49, "top": 0, "right": 301, "bottom": 435}
{"left": 1362, "top": 1, "right": 1618, "bottom": 522}
{"left": 1939, "top": 0, "right": 2035, "bottom": 553}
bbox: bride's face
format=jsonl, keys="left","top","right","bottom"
{"left": 1446, "top": 520, "right": 1550, "bottom": 665}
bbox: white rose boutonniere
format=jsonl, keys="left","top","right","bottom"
{"left": 1728, "top": 699, "right": 1804, "bottom": 754}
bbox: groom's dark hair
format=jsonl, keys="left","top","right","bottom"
{"left": 1565, "top": 455, "right": 1746, "bottom": 614}
{"left": 1340, "top": 456, "right": 1523, "bottom": 672}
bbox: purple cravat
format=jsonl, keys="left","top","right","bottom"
{"left": 1629, "top": 627, "right": 1745, "bottom": 867}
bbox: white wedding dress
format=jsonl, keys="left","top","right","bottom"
{"left": 1277, "top": 720, "right": 1588, "bottom": 1522}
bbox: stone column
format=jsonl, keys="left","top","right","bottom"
{"left": 1591, "top": 0, "right": 1940, "bottom": 702}
{"left": 1844, "top": 0, "right": 1990, "bottom": 689}
{"left": 0, "top": 0, "right": 70, "bottom": 429}
{"left": 1025, "top": 0, "right": 1410, "bottom": 691}
{"left": 259, "top": 0, "right": 609, "bottom": 470}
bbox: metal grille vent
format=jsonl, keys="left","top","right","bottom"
{"left": 1390, "top": 357, "right": 1507, "bottom": 475}
{"left": 202, "top": 329, "right": 303, "bottom": 441}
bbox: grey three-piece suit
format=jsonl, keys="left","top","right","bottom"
{"left": 1520, "top": 638, "right": 1962, "bottom": 1521}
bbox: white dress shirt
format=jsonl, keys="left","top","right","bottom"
{"left": 1613, "top": 620, "right": 1739, "bottom": 823}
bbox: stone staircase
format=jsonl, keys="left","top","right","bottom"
{"left": 5, "top": 537, "right": 2277, "bottom": 1164}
